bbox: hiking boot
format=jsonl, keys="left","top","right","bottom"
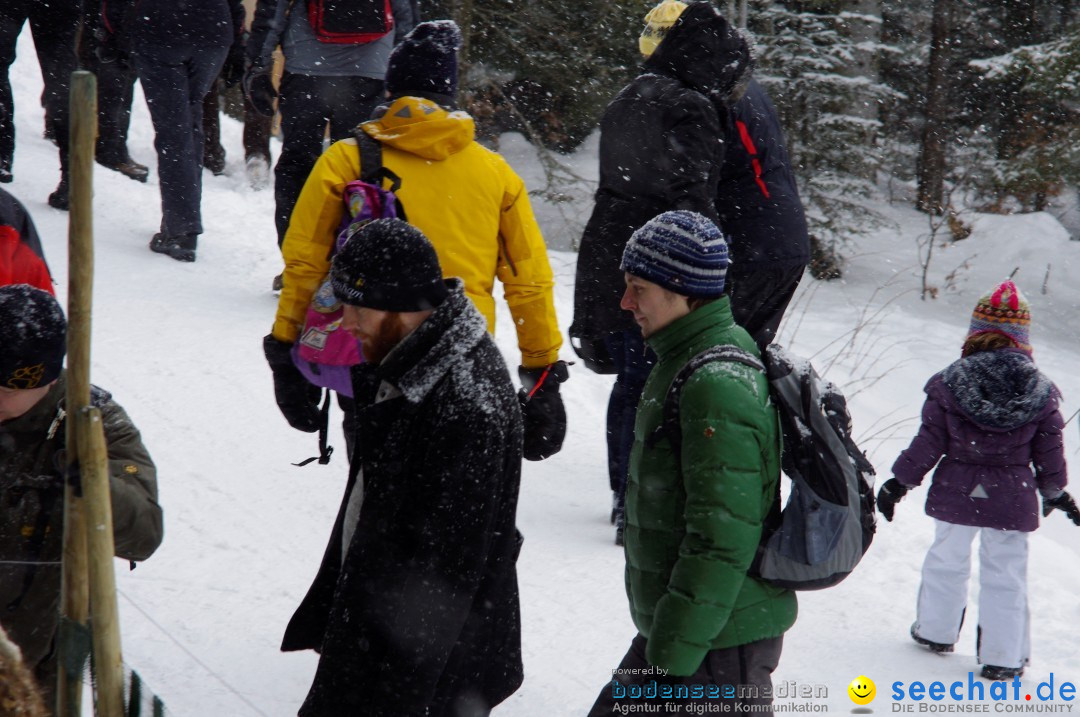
{"left": 204, "top": 147, "right": 226, "bottom": 176}
{"left": 98, "top": 153, "right": 149, "bottom": 183}
{"left": 272, "top": 273, "right": 284, "bottom": 292}
{"left": 149, "top": 232, "right": 197, "bottom": 262}
{"left": 981, "top": 665, "right": 1023, "bottom": 681}
{"left": 246, "top": 155, "right": 270, "bottom": 190}
{"left": 911, "top": 626, "right": 954, "bottom": 654}
{"left": 47, "top": 177, "right": 69, "bottom": 210}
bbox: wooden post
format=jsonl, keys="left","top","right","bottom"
{"left": 57, "top": 69, "right": 97, "bottom": 717}
{"left": 78, "top": 408, "right": 125, "bottom": 717}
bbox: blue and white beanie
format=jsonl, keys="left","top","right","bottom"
{"left": 620, "top": 211, "right": 729, "bottom": 298}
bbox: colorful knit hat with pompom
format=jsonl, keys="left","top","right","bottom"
{"left": 967, "top": 280, "right": 1031, "bottom": 354}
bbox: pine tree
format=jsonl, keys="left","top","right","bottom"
{"left": 751, "top": 0, "right": 893, "bottom": 275}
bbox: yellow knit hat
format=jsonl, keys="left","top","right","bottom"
{"left": 639, "top": 0, "right": 688, "bottom": 57}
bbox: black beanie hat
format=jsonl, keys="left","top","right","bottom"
{"left": 384, "top": 21, "right": 462, "bottom": 106}
{"left": 0, "top": 284, "right": 66, "bottom": 390}
{"left": 331, "top": 219, "right": 449, "bottom": 311}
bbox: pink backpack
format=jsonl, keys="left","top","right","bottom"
{"left": 291, "top": 134, "right": 404, "bottom": 398}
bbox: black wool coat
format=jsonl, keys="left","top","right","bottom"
{"left": 282, "top": 281, "right": 525, "bottom": 717}
{"left": 572, "top": 1, "right": 752, "bottom": 346}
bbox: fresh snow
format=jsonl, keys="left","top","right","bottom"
{"left": 6, "top": 31, "right": 1080, "bottom": 716}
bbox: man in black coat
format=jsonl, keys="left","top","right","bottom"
{"left": 281, "top": 219, "right": 525, "bottom": 717}
{"left": 571, "top": 0, "right": 755, "bottom": 541}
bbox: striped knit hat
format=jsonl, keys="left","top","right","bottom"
{"left": 621, "top": 211, "right": 729, "bottom": 298}
{"left": 967, "top": 280, "right": 1031, "bottom": 354}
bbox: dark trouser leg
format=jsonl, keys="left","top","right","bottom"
{"left": 136, "top": 44, "right": 228, "bottom": 236}
{"left": 28, "top": 0, "right": 79, "bottom": 175}
{"left": 603, "top": 329, "right": 655, "bottom": 507}
{"left": 202, "top": 76, "right": 225, "bottom": 170}
{"left": 274, "top": 72, "right": 330, "bottom": 247}
{"left": 588, "top": 634, "right": 783, "bottom": 716}
{"left": 242, "top": 94, "right": 272, "bottom": 162}
{"left": 0, "top": 9, "right": 26, "bottom": 170}
{"left": 726, "top": 263, "right": 807, "bottom": 349}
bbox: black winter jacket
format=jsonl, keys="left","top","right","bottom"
{"left": 103, "top": 0, "right": 244, "bottom": 49}
{"left": 282, "top": 281, "right": 525, "bottom": 717}
{"left": 717, "top": 79, "right": 809, "bottom": 269}
{"left": 572, "top": 2, "right": 749, "bottom": 343}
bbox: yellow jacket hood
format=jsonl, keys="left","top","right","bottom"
{"left": 361, "top": 96, "right": 475, "bottom": 161}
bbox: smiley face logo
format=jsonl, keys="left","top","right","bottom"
{"left": 848, "top": 675, "right": 876, "bottom": 705}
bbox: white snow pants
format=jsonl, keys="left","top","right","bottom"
{"left": 913, "top": 520, "right": 1030, "bottom": 669}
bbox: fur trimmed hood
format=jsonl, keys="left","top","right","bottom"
{"left": 939, "top": 348, "right": 1057, "bottom": 430}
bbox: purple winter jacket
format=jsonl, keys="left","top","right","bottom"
{"left": 892, "top": 348, "right": 1067, "bottom": 532}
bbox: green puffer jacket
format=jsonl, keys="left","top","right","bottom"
{"left": 625, "top": 298, "right": 797, "bottom": 676}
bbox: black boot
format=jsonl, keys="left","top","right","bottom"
{"left": 149, "top": 232, "right": 197, "bottom": 262}
{"left": 47, "top": 175, "right": 70, "bottom": 210}
{"left": 981, "top": 665, "right": 1023, "bottom": 681}
{"left": 911, "top": 626, "right": 954, "bottom": 654}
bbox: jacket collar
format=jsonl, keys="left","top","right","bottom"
{"left": 646, "top": 296, "right": 735, "bottom": 361}
{"left": 368, "top": 279, "right": 489, "bottom": 404}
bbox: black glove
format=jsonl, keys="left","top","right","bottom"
{"left": 1043, "top": 491, "right": 1080, "bottom": 525}
{"left": 243, "top": 64, "right": 278, "bottom": 117}
{"left": 518, "top": 361, "right": 569, "bottom": 461}
{"left": 95, "top": 29, "right": 131, "bottom": 69}
{"left": 264, "top": 334, "right": 322, "bottom": 433}
{"left": 876, "top": 478, "right": 909, "bottom": 522}
{"left": 221, "top": 40, "right": 247, "bottom": 89}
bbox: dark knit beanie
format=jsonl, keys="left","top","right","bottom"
{"left": 0, "top": 284, "right": 66, "bottom": 390}
{"left": 331, "top": 219, "right": 449, "bottom": 311}
{"left": 384, "top": 21, "right": 462, "bottom": 106}
{"left": 621, "top": 211, "right": 729, "bottom": 298}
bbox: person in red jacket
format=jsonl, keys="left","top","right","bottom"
{"left": 0, "top": 226, "right": 52, "bottom": 293}
{"left": 0, "top": 187, "right": 52, "bottom": 293}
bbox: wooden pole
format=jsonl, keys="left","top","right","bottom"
{"left": 77, "top": 407, "right": 125, "bottom": 717}
{"left": 57, "top": 69, "right": 97, "bottom": 717}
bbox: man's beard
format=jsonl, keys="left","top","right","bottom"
{"left": 359, "top": 311, "right": 409, "bottom": 365}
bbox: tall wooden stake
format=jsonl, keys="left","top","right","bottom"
{"left": 78, "top": 407, "right": 125, "bottom": 717}
{"left": 57, "top": 69, "right": 97, "bottom": 717}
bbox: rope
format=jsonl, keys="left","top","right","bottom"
{"left": 0, "top": 559, "right": 62, "bottom": 566}
{"left": 118, "top": 590, "right": 272, "bottom": 717}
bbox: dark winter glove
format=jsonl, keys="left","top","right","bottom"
{"left": 1042, "top": 491, "right": 1080, "bottom": 525}
{"left": 264, "top": 334, "right": 322, "bottom": 433}
{"left": 876, "top": 478, "right": 909, "bottom": 522}
{"left": 95, "top": 29, "right": 131, "bottom": 69}
{"left": 518, "top": 361, "right": 569, "bottom": 461}
{"left": 243, "top": 64, "right": 278, "bottom": 117}
{"left": 221, "top": 39, "right": 247, "bottom": 89}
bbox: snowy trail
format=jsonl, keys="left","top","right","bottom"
{"left": 6, "top": 32, "right": 1080, "bottom": 715}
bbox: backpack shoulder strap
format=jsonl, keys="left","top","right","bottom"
{"left": 353, "top": 127, "right": 403, "bottom": 194}
{"left": 646, "top": 345, "right": 764, "bottom": 452}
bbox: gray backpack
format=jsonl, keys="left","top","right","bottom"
{"left": 653, "top": 344, "right": 877, "bottom": 590}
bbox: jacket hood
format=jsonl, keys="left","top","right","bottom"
{"left": 938, "top": 349, "right": 1057, "bottom": 431}
{"left": 361, "top": 96, "right": 475, "bottom": 161}
{"left": 643, "top": 1, "right": 754, "bottom": 108}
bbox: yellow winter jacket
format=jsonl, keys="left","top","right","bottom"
{"left": 272, "top": 96, "right": 562, "bottom": 368}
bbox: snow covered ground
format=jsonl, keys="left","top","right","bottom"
{"left": 6, "top": 33, "right": 1080, "bottom": 716}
